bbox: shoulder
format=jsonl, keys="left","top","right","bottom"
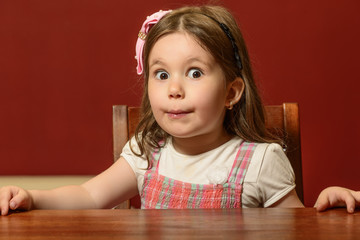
{"left": 260, "top": 143, "right": 294, "bottom": 177}
{"left": 245, "top": 143, "right": 292, "bottom": 181}
{"left": 120, "top": 136, "right": 152, "bottom": 193}
{"left": 242, "top": 143, "right": 295, "bottom": 207}
{"left": 121, "top": 137, "right": 149, "bottom": 172}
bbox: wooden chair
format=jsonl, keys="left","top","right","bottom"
{"left": 113, "top": 103, "right": 303, "bottom": 208}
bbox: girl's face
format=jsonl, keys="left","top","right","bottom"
{"left": 148, "top": 32, "right": 231, "bottom": 153}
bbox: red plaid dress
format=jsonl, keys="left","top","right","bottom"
{"left": 140, "top": 141, "right": 257, "bottom": 209}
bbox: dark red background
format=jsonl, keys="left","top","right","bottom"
{"left": 0, "top": 0, "right": 359, "bottom": 206}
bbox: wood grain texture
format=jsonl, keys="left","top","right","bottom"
{"left": 1, "top": 208, "right": 359, "bottom": 239}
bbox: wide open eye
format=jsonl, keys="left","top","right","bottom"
{"left": 187, "top": 68, "right": 203, "bottom": 79}
{"left": 155, "top": 70, "right": 170, "bottom": 80}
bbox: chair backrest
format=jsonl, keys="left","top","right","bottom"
{"left": 113, "top": 103, "right": 303, "bottom": 208}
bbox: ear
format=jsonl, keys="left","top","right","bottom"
{"left": 225, "top": 77, "right": 244, "bottom": 109}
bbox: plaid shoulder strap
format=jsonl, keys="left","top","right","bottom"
{"left": 227, "top": 141, "right": 257, "bottom": 184}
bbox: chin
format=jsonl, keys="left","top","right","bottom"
{"left": 164, "top": 130, "right": 196, "bottom": 139}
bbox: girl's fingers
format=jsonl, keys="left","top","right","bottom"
{"left": 0, "top": 201, "right": 10, "bottom": 216}
{"left": 315, "top": 187, "right": 359, "bottom": 213}
{"left": 314, "top": 194, "right": 329, "bottom": 212}
{"left": 342, "top": 191, "right": 356, "bottom": 213}
{"left": 10, "top": 192, "right": 28, "bottom": 210}
{"left": 0, "top": 187, "right": 12, "bottom": 215}
{"left": 350, "top": 191, "right": 360, "bottom": 209}
{"left": 350, "top": 191, "right": 360, "bottom": 203}
{"left": 0, "top": 186, "right": 30, "bottom": 215}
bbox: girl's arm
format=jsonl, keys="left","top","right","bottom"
{"left": 0, "top": 157, "right": 138, "bottom": 215}
{"left": 270, "top": 187, "right": 360, "bottom": 213}
{"left": 269, "top": 189, "right": 304, "bottom": 208}
{"left": 314, "top": 186, "right": 360, "bottom": 213}
{"left": 32, "top": 157, "right": 138, "bottom": 209}
{"left": 81, "top": 157, "right": 138, "bottom": 209}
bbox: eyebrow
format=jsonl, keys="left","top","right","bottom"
{"left": 149, "top": 59, "right": 166, "bottom": 69}
{"left": 149, "top": 57, "right": 212, "bottom": 69}
{"left": 186, "top": 57, "right": 212, "bottom": 66}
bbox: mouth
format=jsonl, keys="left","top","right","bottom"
{"left": 166, "top": 110, "right": 191, "bottom": 119}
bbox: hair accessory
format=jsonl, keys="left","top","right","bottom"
{"left": 135, "top": 9, "right": 172, "bottom": 75}
{"left": 200, "top": 14, "right": 243, "bottom": 76}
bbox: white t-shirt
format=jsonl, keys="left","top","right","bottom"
{"left": 121, "top": 136, "right": 295, "bottom": 208}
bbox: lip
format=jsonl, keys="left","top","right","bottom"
{"left": 166, "top": 110, "right": 191, "bottom": 119}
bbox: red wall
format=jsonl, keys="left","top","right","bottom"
{"left": 0, "top": 0, "right": 359, "bottom": 207}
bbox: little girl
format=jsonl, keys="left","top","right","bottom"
{"left": 0, "top": 5, "right": 359, "bottom": 215}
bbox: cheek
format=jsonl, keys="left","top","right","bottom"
{"left": 147, "top": 82, "right": 163, "bottom": 118}
{"left": 194, "top": 85, "right": 227, "bottom": 111}
{"left": 147, "top": 82, "right": 158, "bottom": 106}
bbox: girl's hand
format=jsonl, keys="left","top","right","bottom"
{"left": 0, "top": 186, "right": 33, "bottom": 216}
{"left": 314, "top": 186, "right": 360, "bottom": 213}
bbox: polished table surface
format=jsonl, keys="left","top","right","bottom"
{"left": 0, "top": 208, "right": 359, "bottom": 239}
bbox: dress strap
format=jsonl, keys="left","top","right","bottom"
{"left": 149, "top": 147, "right": 162, "bottom": 171}
{"left": 227, "top": 141, "right": 257, "bottom": 184}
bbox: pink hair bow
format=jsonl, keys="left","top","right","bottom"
{"left": 135, "top": 9, "right": 172, "bottom": 75}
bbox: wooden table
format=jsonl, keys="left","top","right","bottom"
{"left": 0, "top": 208, "right": 359, "bottom": 239}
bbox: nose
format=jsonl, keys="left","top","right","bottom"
{"left": 168, "top": 78, "right": 184, "bottom": 99}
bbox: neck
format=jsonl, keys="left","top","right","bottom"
{"left": 171, "top": 129, "right": 233, "bottom": 155}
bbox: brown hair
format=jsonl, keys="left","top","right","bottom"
{"left": 132, "top": 5, "right": 280, "bottom": 165}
